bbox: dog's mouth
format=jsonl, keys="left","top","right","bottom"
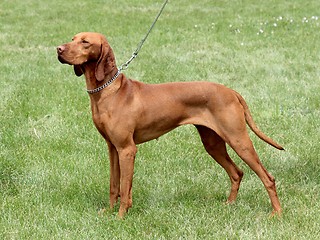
{"left": 57, "top": 54, "right": 72, "bottom": 65}
{"left": 57, "top": 51, "right": 86, "bottom": 66}
{"left": 57, "top": 55, "right": 65, "bottom": 63}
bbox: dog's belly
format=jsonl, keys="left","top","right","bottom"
{"left": 132, "top": 116, "right": 181, "bottom": 144}
{"left": 133, "top": 127, "right": 176, "bottom": 144}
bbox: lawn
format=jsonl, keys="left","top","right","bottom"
{"left": 1, "top": 0, "right": 320, "bottom": 239}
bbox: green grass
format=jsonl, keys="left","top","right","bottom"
{"left": 1, "top": 0, "right": 320, "bottom": 239}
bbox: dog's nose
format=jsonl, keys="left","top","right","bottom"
{"left": 57, "top": 45, "right": 65, "bottom": 54}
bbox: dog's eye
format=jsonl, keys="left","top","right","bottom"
{"left": 81, "top": 40, "right": 90, "bottom": 44}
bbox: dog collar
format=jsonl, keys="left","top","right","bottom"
{"left": 87, "top": 70, "right": 121, "bottom": 94}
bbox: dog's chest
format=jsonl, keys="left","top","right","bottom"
{"left": 91, "top": 104, "right": 121, "bottom": 140}
{"left": 90, "top": 102, "right": 110, "bottom": 133}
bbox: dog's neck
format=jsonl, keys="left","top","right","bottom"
{"left": 83, "top": 63, "right": 121, "bottom": 95}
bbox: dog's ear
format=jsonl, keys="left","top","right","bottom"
{"left": 95, "top": 42, "right": 116, "bottom": 81}
{"left": 74, "top": 65, "right": 83, "bottom": 77}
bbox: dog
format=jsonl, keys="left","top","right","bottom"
{"left": 57, "top": 32, "right": 284, "bottom": 218}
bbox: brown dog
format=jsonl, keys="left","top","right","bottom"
{"left": 57, "top": 32, "right": 284, "bottom": 218}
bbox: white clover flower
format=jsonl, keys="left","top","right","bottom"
{"left": 273, "top": 23, "right": 277, "bottom": 27}
{"left": 257, "top": 29, "right": 264, "bottom": 35}
{"left": 277, "top": 16, "right": 283, "bottom": 21}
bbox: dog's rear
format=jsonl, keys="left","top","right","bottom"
{"left": 233, "top": 90, "right": 284, "bottom": 150}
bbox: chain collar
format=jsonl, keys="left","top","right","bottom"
{"left": 86, "top": 70, "right": 121, "bottom": 94}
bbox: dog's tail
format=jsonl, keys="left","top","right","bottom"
{"left": 234, "top": 91, "right": 284, "bottom": 150}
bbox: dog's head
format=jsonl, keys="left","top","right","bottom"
{"left": 57, "top": 32, "right": 116, "bottom": 81}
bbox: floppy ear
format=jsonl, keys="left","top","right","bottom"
{"left": 95, "top": 42, "right": 116, "bottom": 81}
{"left": 74, "top": 65, "right": 83, "bottom": 77}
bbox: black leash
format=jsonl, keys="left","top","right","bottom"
{"left": 119, "top": 0, "right": 169, "bottom": 71}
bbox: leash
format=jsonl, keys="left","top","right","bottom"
{"left": 118, "top": 0, "right": 169, "bottom": 71}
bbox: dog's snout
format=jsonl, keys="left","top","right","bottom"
{"left": 57, "top": 45, "right": 65, "bottom": 54}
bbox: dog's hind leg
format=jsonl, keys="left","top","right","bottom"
{"left": 195, "top": 125, "right": 244, "bottom": 203}
{"left": 216, "top": 112, "right": 282, "bottom": 215}
{"left": 226, "top": 133, "right": 282, "bottom": 215}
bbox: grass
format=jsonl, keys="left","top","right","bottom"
{"left": 1, "top": 0, "right": 320, "bottom": 239}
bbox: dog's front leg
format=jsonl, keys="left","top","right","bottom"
{"left": 117, "top": 144, "right": 137, "bottom": 218}
{"left": 107, "top": 142, "right": 120, "bottom": 210}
